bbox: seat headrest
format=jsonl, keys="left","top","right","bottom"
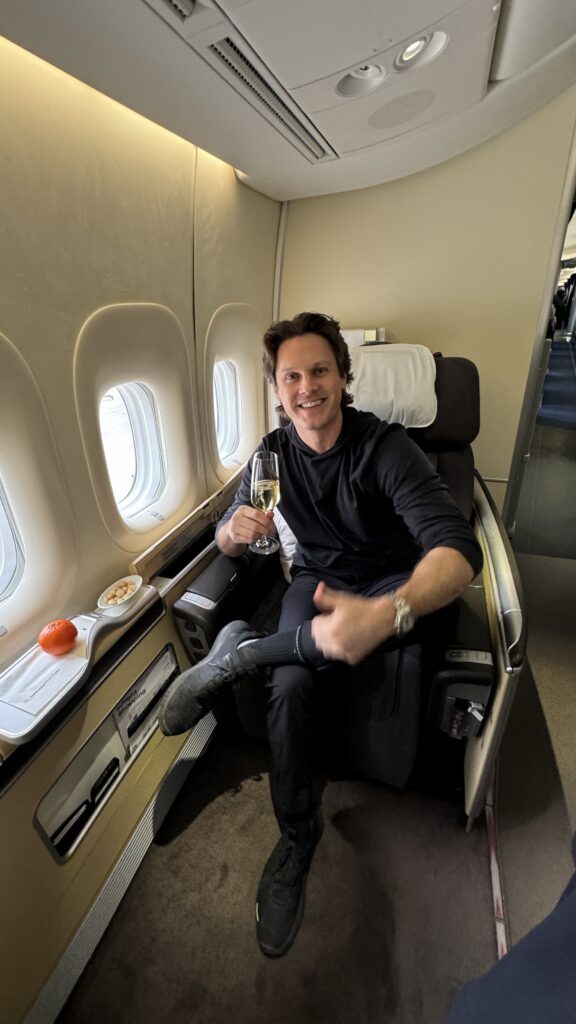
{"left": 350, "top": 343, "right": 479, "bottom": 448}
{"left": 350, "top": 343, "right": 437, "bottom": 428}
{"left": 411, "top": 355, "right": 479, "bottom": 448}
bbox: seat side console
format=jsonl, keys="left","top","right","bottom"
{"left": 428, "top": 582, "right": 494, "bottom": 740}
{"left": 172, "top": 551, "right": 281, "bottom": 665}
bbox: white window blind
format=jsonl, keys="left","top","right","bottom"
{"left": 213, "top": 360, "right": 240, "bottom": 462}
{"left": 0, "top": 479, "right": 24, "bottom": 602}
{"left": 99, "top": 383, "right": 166, "bottom": 520}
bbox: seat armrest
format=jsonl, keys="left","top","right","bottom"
{"left": 462, "top": 473, "right": 527, "bottom": 825}
{"left": 474, "top": 472, "right": 526, "bottom": 669}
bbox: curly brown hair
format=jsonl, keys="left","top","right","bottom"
{"left": 262, "top": 312, "right": 354, "bottom": 410}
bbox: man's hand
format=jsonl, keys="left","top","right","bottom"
{"left": 311, "top": 548, "right": 474, "bottom": 665}
{"left": 311, "top": 582, "right": 395, "bottom": 665}
{"left": 216, "top": 505, "right": 275, "bottom": 556}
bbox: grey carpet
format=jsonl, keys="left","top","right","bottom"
{"left": 515, "top": 553, "right": 576, "bottom": 828}
{"left": 56, "top": 721, "right": 496, "bottom": 1024}
{"left": 513, "top": 424, "right": 576, "bottom": 558}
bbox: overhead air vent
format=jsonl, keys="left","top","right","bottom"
{"left": 160, "top": 0, "right": 196, "bottom": 19}
{"left": 208, "top": 37, "right": 337, "bottom": 163}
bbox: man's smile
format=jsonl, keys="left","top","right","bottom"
{"left": 299, "top": 398, "right": 324, "bottom": 409}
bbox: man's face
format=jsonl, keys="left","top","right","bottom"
{"left": 274, "top": 333, "right": 347, "bottom": 449}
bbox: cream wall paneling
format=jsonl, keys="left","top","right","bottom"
{"left": 0, "top": 38, "right": 199, "bottom": 613}
{"left": 278, "top": 85, "right": 576, "bottom": 493}
{"left": 0, "top": 332, "right": 79, "bottom": 670}
{"left": 203, "top": 303, "right": 267, "bottom": 484}
{"left": 0, "top": 609, "right": 205, "bottom": 1024}
{"left": 192, "top": 152, "right": 281, "bottom": 493}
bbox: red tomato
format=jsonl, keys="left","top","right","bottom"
{"left": 38, "top": 619, "right": 78, "bottom": 656}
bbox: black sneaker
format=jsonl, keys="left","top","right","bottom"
{"left": 158, "top": 620, "right": 264, "bottom": 736}
{"left": 256, "top": 809, "right": 323, "bottom": 957}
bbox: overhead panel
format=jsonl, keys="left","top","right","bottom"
{"left": 217, "top": 0, "right": 474, "bottom": 88}
{"left": 141, "top": 0, "right": 338, "bottom": 162}
{"left": 491, "top": 0, "right": 576, "bottom": 79}
{"left": 5, "top": 0, "right": 572, "bottom": 197}
{"left": 143, "top": 0, "right": 500, "bottom": 159}
{"left": 293, "top": 1, "right": 500, "bottom": 154}
{"left": 198, "top": 33, "right": 338, "bottom": 162}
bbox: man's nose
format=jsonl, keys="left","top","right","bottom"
{"left": 299, "top": 373, "right": 318, "bottom": 393}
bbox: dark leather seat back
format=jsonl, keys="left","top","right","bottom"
{"left": 408, "top": 355, "right": 480, "bottom": 520}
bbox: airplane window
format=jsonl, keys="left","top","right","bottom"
{"left": 99, "top": 383, "right": 166, "bottom": 520}
{"left": 213, "top": 360, "right": 240, "bottom": 462}
{"left": 0, "top": 479, "right": 24, "bottom": 602}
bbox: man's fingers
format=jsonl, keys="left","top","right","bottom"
{"left": 229, "top": 505, "right": 274, "bottom": 543}
{"left": 313, "top": 582, "right": 339, "bottom": 611}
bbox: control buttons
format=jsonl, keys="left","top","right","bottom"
{"left": 445, "top": 649, "right": 493, "bottom": 665}
{"left": 181, "top": 592, "right": 216, "bottom": 610}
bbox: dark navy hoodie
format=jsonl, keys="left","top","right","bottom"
{"left": 219, "top": 407, "right": 482, "bottom": 583}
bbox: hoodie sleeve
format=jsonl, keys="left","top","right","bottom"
{"left": 377, "top": 426, "right": 483, "bottom": 577}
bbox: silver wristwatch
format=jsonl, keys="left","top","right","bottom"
{"left": 389, "top": 592, "right": 415, "bottom": 638}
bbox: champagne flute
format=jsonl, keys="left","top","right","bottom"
{"left": 249, "top": 451, "right": 280, "bottom": 555}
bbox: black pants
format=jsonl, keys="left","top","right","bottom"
{"left": 266, "top": 567, "right": 428, "bottom": 823}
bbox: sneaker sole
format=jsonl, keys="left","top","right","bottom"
{"left": 157, "top": 620, "right": 257, "bottom": 735}
{"left": 157, "top": 686, "right": 205, "bottom": 736}
{"left": 256, "top": 890, "right": 307, "bottom": 958}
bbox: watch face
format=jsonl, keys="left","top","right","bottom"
{"left": 393, "top": 598, "right": 414, "bottom": 637}
{"left": 397, "top": 609, "right": 414, "bottom": 636}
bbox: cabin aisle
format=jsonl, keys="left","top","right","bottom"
{"left": 514, "top": 554, "right": 576, "bottom": 829}
{"left": 56, "top": 720, "right": 496, "bottom": 1024}
{"left": 494, "top": 662, "right": 573, "bottom": 947}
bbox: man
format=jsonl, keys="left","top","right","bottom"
{"left": 159, "top": 312, "right": 482, "bottom": 958}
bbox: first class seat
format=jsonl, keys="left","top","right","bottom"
{"left": 172, "top": 343, "right": 526, "bottom": 826}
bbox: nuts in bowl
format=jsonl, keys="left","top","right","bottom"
{"left": 98, "top": 575, "right": 143, "bottom": 617}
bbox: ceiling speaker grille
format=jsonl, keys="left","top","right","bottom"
{"left": 368, "top": 90, "right": 435, "bottom": 130}
{"left": 209, "top": 37, "right": 336, "bottom": 162}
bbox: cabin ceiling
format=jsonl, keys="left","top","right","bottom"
{"left": 1, "top": 0, "right": 575, "bottom": 200}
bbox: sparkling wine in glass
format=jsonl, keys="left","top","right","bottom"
{"left": 249, "top": 451, "right": 280, "bottom": 555}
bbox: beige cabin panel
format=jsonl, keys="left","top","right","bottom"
{"left": 0, "top": 613, "right": 193, "bottom": 1024}
{"left": 0, "top": 39, "right": 199, "bottom": 612}
{"left": 0, "top": 39, "right": 281, "bottom": 629}
{"left": 280, "top": 83, "right": 576, "bottom": 493}
{"left": 193, "top": 151, "right": 281, "bottom": 491}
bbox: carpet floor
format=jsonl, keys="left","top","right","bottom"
{"left": 512, "top": 423, "right": 576, "bottom": 558}
{"left": 537, "top": 339, "right": 576, "bottom": 432}
{"left": 56, "top": 721, "right": 496, "bottom": 1024}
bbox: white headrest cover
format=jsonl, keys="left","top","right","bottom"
{"left": 350, "top": 343, "right": 437, "bottom": 428}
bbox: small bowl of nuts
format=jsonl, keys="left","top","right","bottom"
{"left": 98, "top": 575, "right": 143, "bottom": 617}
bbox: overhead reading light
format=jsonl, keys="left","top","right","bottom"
{"left": 396, "top": 38, "right": 429, "bottom": 66}
{"left": 336, "top": 63, "right": 386, "bottom": 99}
{"left": 394, "top": 31, "right": 448, "bottom": 71}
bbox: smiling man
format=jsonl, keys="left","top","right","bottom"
{"left": 273, "top": 330, "right": 347, "bottom": 450}
{"left": 159, "top": 312, "right": 482, "bottom": 958}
